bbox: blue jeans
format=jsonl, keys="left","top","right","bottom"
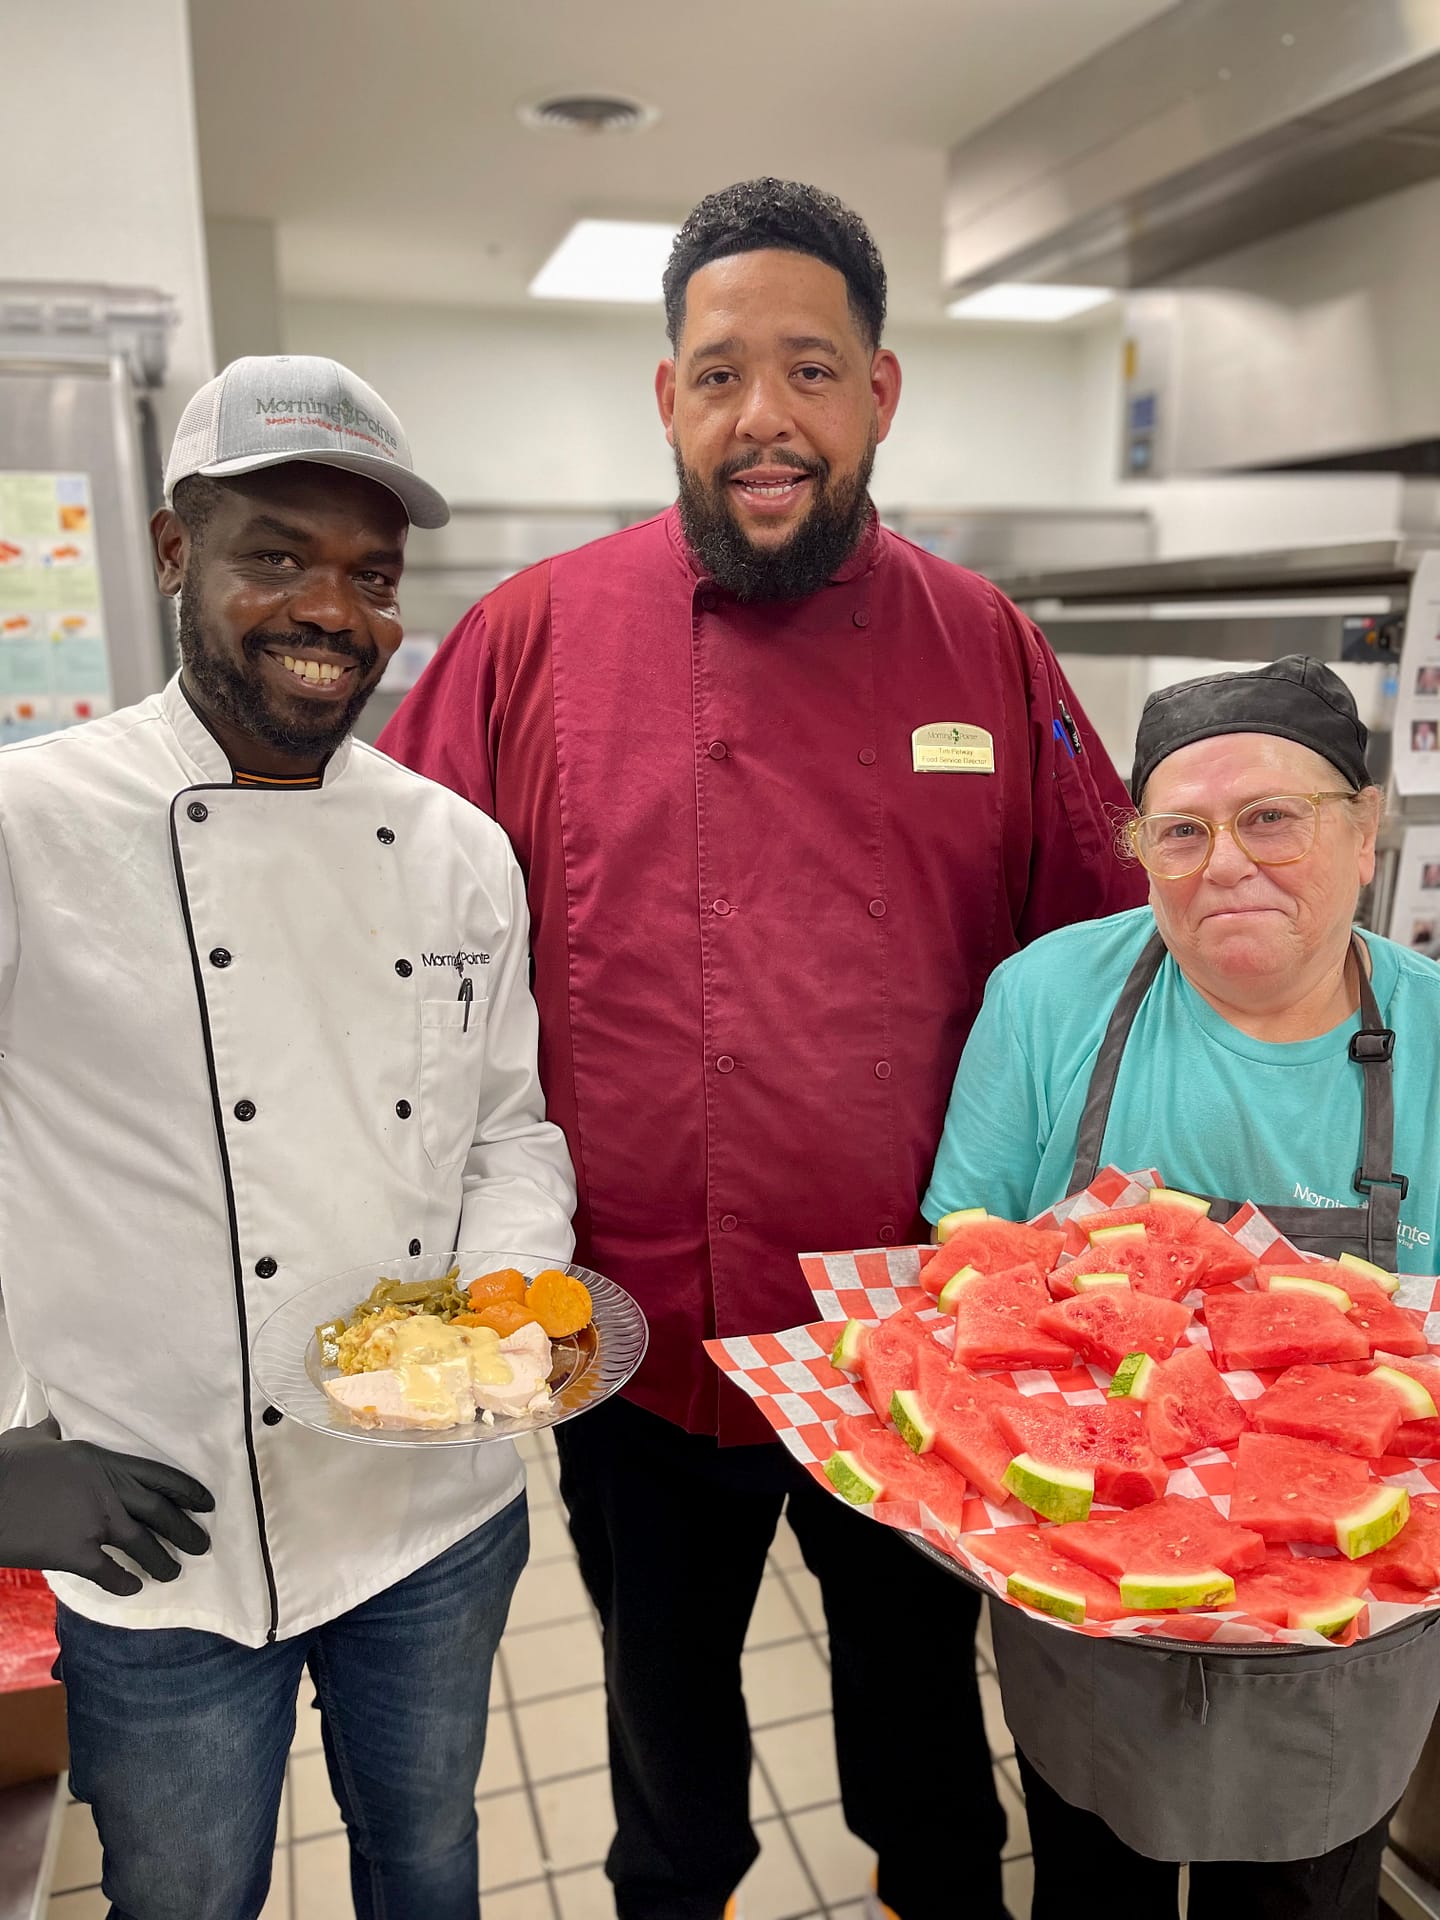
{"left": 56, "top": 1492, "right": 528, "bottom": 1920}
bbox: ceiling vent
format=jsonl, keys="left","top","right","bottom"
{"left": 519, "top": 95, "right": 659, "bottom": 136}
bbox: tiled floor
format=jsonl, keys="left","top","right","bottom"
{"left": 47, "top": 1430, "right": 1032, "bottom": 1918}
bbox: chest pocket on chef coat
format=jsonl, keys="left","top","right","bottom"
{"left": 418, "top": 996, "right": 488, "bottom": 1170}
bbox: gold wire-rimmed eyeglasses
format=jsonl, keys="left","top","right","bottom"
{"left": 1125, "top": 791, "right": 1356, "bottom": 881}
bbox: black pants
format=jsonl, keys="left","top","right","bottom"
{"left": 1017, "top": 1752, "right": 1394, "bottom": 1920}
{"left": 554, "top": 1393, "right": 1007, "bottom": 1920}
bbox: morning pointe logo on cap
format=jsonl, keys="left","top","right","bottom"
{"left": 163, "top": 355, "right": 449, "bottom": 529}
{"left": 250, "top": 389, "right": 400, "bottom": 454}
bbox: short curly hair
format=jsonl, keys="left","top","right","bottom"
{"left": 171, "top": 474, "right": 226, "bottom": 547}
{"left": 663, "top": 178, "right": 887, "bottom": 351}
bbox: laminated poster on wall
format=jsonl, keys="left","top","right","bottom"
{"left": 0, "top": 471, "right": 113, "bottom": 746}
{"left": 1392, "top": 551, "right": 1440, "bottom": 798}
{"left": 1388, "top": 824, "right": 1440, "bottom": 963}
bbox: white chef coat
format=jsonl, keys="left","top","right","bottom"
{"left": 0, "top": 676, "right": 577, "bottom": 1647}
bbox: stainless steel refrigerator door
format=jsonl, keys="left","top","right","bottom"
{"left": 0, "top": 354, "right": 169, "bottom": 710}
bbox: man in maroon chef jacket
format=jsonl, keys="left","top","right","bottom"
{"left": 381, "top": 179, "right": 1145, "bottom": 1920}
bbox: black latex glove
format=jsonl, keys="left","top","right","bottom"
{"left": 0, "top": 1416, "right": 214, "bottom": 1596}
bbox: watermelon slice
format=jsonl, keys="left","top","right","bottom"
{"left": 1345, "top": 1288, "right": 1429, "bottom": 1360}
{"left": 933, "top": 1205, "right": 988, "bottom": 1245}
{"left": 828, "top": 1412, "right": 971, "bottom": 1535}
{"left": 1339, "top": 1251, "right": 1403, "bottom": 1295}
{"left": 1064, "top": 1202, "right": 1190, "bottom": 1248}
{"left": 1395, "top": 1422, "right": 1440, "bottom": 1458}
{"left": 856, "top": 1309, "right": 944, "bottom": 1423}
{"left": 1204, "top": 1290, "right": 1370, "bottom": 1371}
{"left": 1231, "top": 1550, "right": 1370, "bottom": 1632}
{"left": 1360, "top": 1493, "right": 1440, "bottom": 1590}
{"left": 1110, "top": 1343, "right": 1248, "bottom": 1456}
{"left": 1229, "top": 1432, "right": 1374, "bottom": 1545}
{"left": 1259, "top": 1251, "right": 1405, "bottom": 1297}
{"left": 1258, "top": 1260, "right": 1427, "bottom": 1358}
{"left": 948, "top": 1266, "right": 1077, "bottom": 1372}
{"left": 1181, "top": 1217, "right": 1257, "bottom": 1286}
{"left": 1048, "top": 1494, "right": 1265, "bottom": 1595}
{"left": 1250, "top": 1364, "right": 1410, "bottom": 1458}
{"left": 1054, "top": 1239, "right": 1208, "bottom": 1303}
{"left": 1065, "top": 1200, "right": 1254, "bottom": 1285}
{"left": 996, "top": 1396, "right": 1169, "bottom": 1510}
{"left": 1003, "top": 1454, "right": 1094, "bottom": 1524}
{"left": 920, "top": 1221, "right": 1065, "bottom": 1294}
{"left": 829, "top": 1320, "right": 867, "bottom": 1371}
{"left": 963, "top": 1524, "right": 1127, "bottom": 1624}
{"left": 1148, "top": 1187, "right": 1214, "bottom": 1216}
{"left": 1370, "top": 1354, "right": 1440, "bottom": 1456}
{"left": 1036, "top": 1290, "right": 1193, "bottom": 1372}
{"left": 1336, "top": 1485, "right": 1410, "bottom": 1560}
{"left": 901, "top": 1344, "right": 1021, "bottom": 1507}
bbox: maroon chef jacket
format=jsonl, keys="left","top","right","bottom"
{"left": 380, "top": 507, "right": 1146, "bottom": 1441}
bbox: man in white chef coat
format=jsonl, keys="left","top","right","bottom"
{"left": 0, "top": 356, "right": 577, "bottom": 1920}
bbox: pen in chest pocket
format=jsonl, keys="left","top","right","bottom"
{"left": 457, "top": 964, "right": 474, "bottom": 1034}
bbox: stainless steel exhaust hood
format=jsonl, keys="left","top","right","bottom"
{"left": 943, "top": 0, "right": 1440, "bottom": 298}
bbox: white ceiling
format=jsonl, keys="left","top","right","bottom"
{"left": 190, "top": 0, "right": 1177, "bottom": 326}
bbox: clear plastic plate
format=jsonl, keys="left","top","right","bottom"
{"left": 250, "top": 1250, "right": 647, "bottom": 1447}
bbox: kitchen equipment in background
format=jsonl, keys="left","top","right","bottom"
{"left": 358, "top": 504, "right": 644, "bottom": 745}
{"left": 0, "top": 284, "right": 174, "bottom": 743}
{"left": 942, "top": 0, "right": 1440, "bottom": 305}
{"left": 989, "top": 478, "right": 1440, "bottom": 942}
{"left": 885, "top": 505, "right": 1152, "bottom": 577}
{"left": 367, "top": 502, "right": 1156, "bottom": 747}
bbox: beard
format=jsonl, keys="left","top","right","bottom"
{"left": 674, "top": 432, "right": 877, "bottom": 603}
{"left": 176, "top": 568, "right": 380, "bottom": 760}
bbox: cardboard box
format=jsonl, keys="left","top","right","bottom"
{"left": 0, "top": 1681, "right": 66, "bottom": 1788}
{"left": 0, "top": 1570, "right": 66, "bottom": 1787}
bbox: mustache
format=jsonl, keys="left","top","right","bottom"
{"left": 718, "top": 449, "right": 827, "bottom": 483}
{"left": 243, "top": 628, "right": 378, "bottom": 672}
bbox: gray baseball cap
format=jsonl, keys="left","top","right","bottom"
{"left": 164, "top": 355, "right": 449, "bottom": 528}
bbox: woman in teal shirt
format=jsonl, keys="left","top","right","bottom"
{"left": 924, "top": 658, "right": 1440, "bottom": 1919}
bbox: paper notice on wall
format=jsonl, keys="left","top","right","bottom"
{"left": 1393, "top": 551, "right": 1440, "bottom": 797}
{"left": 1387, "top": 824, "right": 1440, "bottom": 961}
{"left": 0, "top": 472, "right": 111, "bottom": 743}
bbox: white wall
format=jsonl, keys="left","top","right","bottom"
{"left": 207, "top": 217, "right": 283, "bottom": 368}
{"left": 8, "top": 0, "right": 214, "bottom": 437}
{"left": 282, "top": 297, "right": 1101, "bottom": 512}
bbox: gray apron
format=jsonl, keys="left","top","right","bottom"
{"left": 990, "top": 930, "right": 1440, "bottom": 1861}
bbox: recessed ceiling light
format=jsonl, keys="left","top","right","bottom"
{"left": 529, "top": 219, "right": 678, "bottom": 305}
{"left": 946, "top": 283, "right": 1115, "bottom": 323}
{"left": 518, "top": 95, "right": 660, "bottom": 136}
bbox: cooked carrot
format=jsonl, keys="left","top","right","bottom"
{"left": 475, "top": 1300, "right": 536, "bottom": 1338}
{"left": 466, "top": 1268, "right": 527, "bottom": 1308}
{"left": 526, "top": 1270, "right": 593, "bottom": 1339}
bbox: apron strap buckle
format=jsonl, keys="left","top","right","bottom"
{"left": 1354, "top": 1165, "right": 1409, "bottom": 1200}
{"left": 1349, "top": 1028, "right": 1395, "bottom": 1064}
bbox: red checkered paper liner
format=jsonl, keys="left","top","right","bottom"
{"left": 704, "top": 1167, "right": 1440, "bottom": 1649}
{"left": 0, "top": 1567, "right": 60, "bottom": 1694}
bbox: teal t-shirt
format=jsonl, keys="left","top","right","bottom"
{"left": 922, "top": 906, "right": 1440, "bottom": 1274}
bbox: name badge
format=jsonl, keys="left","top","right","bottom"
{"left": 911, "top": 723, "right": 994, "bottom": 774}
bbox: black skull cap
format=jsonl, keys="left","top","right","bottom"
{"left": 1131, "top": 655, "right": 1371, "bottom": 803}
